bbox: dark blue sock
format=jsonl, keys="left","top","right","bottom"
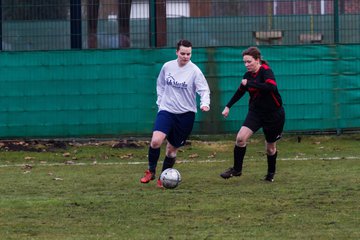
{"left": 148, "top": 147, "right": 160, "bottom": 173}
{"left": 161, "top": 156, "right": 176, "bottom": 172}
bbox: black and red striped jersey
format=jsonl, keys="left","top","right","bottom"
{"left": 226, "top": 64, "right": 283, "bottom": 113}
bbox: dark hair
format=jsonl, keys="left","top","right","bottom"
{"left": 177, "top": 39, "right": 192, "bottom": 50}
{"left": 242, "top": 46, "right": 268, "bottom": 65}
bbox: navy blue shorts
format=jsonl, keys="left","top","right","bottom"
{"left": 153, "top": 110, "right": 195, "bottom": 148}
{"left": 243, "top": 107, "right": 285, "bottom": 143}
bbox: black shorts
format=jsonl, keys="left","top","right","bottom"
{"left": 243, "top": 107, "right": 285, "bottom": 143}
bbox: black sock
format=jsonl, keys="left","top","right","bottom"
{"left": 234, "top": 145, "right": 246, "bottom": 172}
{"left": 267, "top": 151, "right": 277, "bottom": 174}
{"left": 148, "top": 147, "right": 160, "bottom": 173}
{"left": 161, "top": 156, "right": 176, "bottom": 172}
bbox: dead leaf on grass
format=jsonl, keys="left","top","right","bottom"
{"left": 22, "top": 164, "right": 33, "bottom": 170}
{"left": 120, "top": 153, "right": 133, "bottom": 159}
{"left": 188, "top": 153, "right": 199, "bottom": 158}
{"left": 112, "top": 140, "right": 146, "bottom": 148}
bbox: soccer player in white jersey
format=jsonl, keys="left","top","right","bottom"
{"left": 140, "top": 39, "right": 211, "bottom": 188}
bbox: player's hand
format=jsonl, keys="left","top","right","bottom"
{"left": 201, "top": 106, "right": 210, "bottom": 112}
{"left": 222, "top": 107, "right": 230, "bottom": 118}
{"left": 241, "top": 79, "right": 248, "bottom": 86}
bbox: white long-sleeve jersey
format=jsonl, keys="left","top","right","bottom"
{"left": 156, "top": 59, "right": 210, "bottom": 114}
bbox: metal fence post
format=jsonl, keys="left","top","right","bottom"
{"left": 333, "top": 0, "right": 339, "bottom": 44}
{"left": 149, "top": 0, "right": 156, "bottom": 47}
{"left": 0, "top": 0, "right": 2, "bottom": 51}
{"left": 70, "top": 0, "right": 82, "bottom": 49}
{"left": 149, "top": 0, "right": 167, "bottom": 48}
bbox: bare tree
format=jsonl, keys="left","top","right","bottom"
{"left": 86, "top": 0, "right": 131, "bottom": 48}
{"left": 87, "top": 0, "right": 99, "bottom": 48}
{"left": 117, "top": 0, "right": 131, "bottom": 47}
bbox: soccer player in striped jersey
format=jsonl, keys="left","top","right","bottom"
{"left": 220, "top": 46, "right": 285, "bottom": 182}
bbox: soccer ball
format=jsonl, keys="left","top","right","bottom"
{"left": 160, "top": 168, "right": 182, "bottom": 189}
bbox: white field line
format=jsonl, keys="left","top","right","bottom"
{"left": 0, "top": 156, "right": 359, "bottom": 168}
{"left": 0, "top": 159, "right": 226, "bottom": 168}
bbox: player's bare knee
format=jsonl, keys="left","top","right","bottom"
{"left": 150, "top": 139, "right": 163, "bottom": 149}
{"left": 166, "top": 145, "right": 177, "bottom": 158}
{"left": 166, "top": 152, "right": 177, "bottom": 158}
{"left": 266, "top": 147, "right": 277, "bottom": 156}
{"left": 235, "top": 138, "right": 246, "bottom": 147}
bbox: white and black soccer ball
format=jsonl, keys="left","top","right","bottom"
{"left": 160, "top": 168, "right": 182, "bottom": 189}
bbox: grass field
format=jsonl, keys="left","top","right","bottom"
{"left": 0, "top": 134, "right": 359, "bottom": 239}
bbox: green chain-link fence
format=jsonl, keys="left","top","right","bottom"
{"left": 0, "top": 0, "right": 359, "bottom": 138}
{"left": 1, "top": 0, "right": 359, "bottom": 51}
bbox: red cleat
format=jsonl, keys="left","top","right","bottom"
{"left": 140, "top": 170, "right": 155, "bottom": 183}
{"left": 156, "top": 179, "right": 163, "bottom": 188}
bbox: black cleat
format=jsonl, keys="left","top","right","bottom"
{"left": 264, "top": 172, "right": 275, "bottom": 182}
{"left": 220, "top": 168, "right": 242, "bottom": 179}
